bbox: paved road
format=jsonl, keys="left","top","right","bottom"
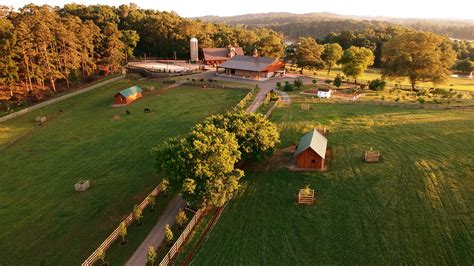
{"left": 125, "top": 195, "right": 187, "bottom": 266}
{"left": 211, "top": 73, "right": 314, "bottom": 113}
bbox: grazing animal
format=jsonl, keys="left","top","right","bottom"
{"left": 144, "top": 108, "right": 151, "bottom": 113}
{"left": 126, "top": 109, "right": 131, "bottom": 115}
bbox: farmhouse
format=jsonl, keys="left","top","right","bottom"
{"left": 317, "top": 88, "right": 332, "bottom": 98}
{"left": 202, "top": 47, "right": 244, "bottom": 65}
{"left": 114, "top": 86, "right": 143, "bottom": 105}
{"left": 295, "top": 129, "right": 328, "bottom": 170}
{"left": 216, "top": 55, "right": 286, "bottom": 80}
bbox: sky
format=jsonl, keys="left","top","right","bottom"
{"left": 3, "top": 0, "right": 474, "bottom": 20}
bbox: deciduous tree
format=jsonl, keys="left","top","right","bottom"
{"left": 340, "top": 46, "right": 374, "bottom": 84}
{"left": 322, "top": 43, "right": 343, "bottom": 75}
{"left": 294, "top": 37, "right": 325, "bottom": 72}
{"left": 381, "top": 31, "right": 456, "bottom": 89}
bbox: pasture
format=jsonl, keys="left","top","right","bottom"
{"left": 191, "top": 104, "right": 474, "bottom": 264}
{"left": 302, "top": 67, "right": 474, "bottom": 91}
{"left": 0, "top": 79, "right": 247, "bottom": 264}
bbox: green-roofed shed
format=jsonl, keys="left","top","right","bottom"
{"left": 295, "top": 129, "right": 328, "bottom": 170}
{"left": 114, "top": 86, "right": 143, "bottom": 105}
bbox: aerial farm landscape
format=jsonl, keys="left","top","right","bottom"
{"left": 0, "top": 0, "right": 473, "bottom": 265}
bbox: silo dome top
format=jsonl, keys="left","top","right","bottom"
{"left": 190, "top": 37, "right": 198, "bottom": 42}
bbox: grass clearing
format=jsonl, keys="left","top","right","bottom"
{"left": 297, "top": 67, "right": 474, "bottom": 91}
{"left": 191, "top": 103, "right": 474, "bottom": 264}
{"left": 0, "top": 79, "right": 247, "bottom": 265}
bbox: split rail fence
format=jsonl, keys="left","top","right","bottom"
{"left": 159, "top": 208, "right": 205, "bottom": 266}
{"left": 81, "top": 185, "right": 161, "bottom": 266}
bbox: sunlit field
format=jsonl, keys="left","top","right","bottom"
{"left": 0, "top": 79, "right": 247, "bottom": 265}
{"left": 192, "top": 104, "right": 474, "bottom": 264}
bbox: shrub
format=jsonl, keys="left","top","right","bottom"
{"left": 294, "top": 78, "right": 303, "bottom": 89}
{"left": 312, "top": 79, "right": 317, "bottom": 84}
{"left": 325, "top": 79, "right": 332, "bottom": 84}
{"left": 359, "top": 83, "right": 367, "bottom": 89}
{"left": 418, "top": 97, "right": 425, "bottom": 104}
{"left": 175, "top": 210, "right": 188, "bottom": 228}
{"left": 283, "top": 83, "right": 294, "bottom": 91}
{"left": 199, "top": 78, "right": 204, "bottom": 82}
{"left": 369, "top": 79, "right": 386, "bottom": 91}
{"left": 333, "top": 75, "right": 342, "bottom": 88}
{"left": 276, "top": 81, "right": 281, "bottom": 88}
{"left": 381, "top": 96, "right": 385, "bottom": 101}
{"left": 285, "top": 80, "right": 290, "bottom": 85}
{"left": 395, "top": 97, "right": 400, "bottom": 102}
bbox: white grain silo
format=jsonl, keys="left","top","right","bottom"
{"left": 190, "top": 38, "right": 198, "bottom": 62}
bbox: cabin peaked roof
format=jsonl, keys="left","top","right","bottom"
{"left": 295, "top": 129, "right": 327, "bottom": 158}
{"left": 218, "top": 55, "right": 279, "bottom": 72}
{"left": 202, "top": 47, "right": 244, "bottom": 61}
{"left": 117, "top": 86, "right": 142, "bottom": 97}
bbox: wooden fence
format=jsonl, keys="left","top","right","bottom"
{"left": 0, "top": 74, "right": 125, "bottom": 123}
{"left": 159, "top": 208, "right": 205, "bottom": 266}
{"left": 264, "top": 99, "right": 281, "bottom": 119}
{"left": 81, "top": 186, "right": 161, "bottom": 266}
{"left": 236, "top": 89, "right": 255, "bottom": 110}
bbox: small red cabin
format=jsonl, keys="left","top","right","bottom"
{"left": 295, "top": 129, "right": 328, "bottom": 170}
{"left": 114, "top": 86, "right": 143, "bottom": 105}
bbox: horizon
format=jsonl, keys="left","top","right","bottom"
{"left": 2, "top": 0, "right": 474, "bottom": 20}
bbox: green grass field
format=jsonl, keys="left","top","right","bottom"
{"left": 0, "top": 79, "right": 247, "bottom": 265}
{"left": 297, "top": 67, "right": 474, "bottom": 91}
{"left": 191, "top": 104, "right": 474, "bottom": 264}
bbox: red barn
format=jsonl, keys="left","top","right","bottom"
{"left": 216, "top": 55, "right": 286, "bottom": 80}
{"left": 295, "top": 129, "right": 328, "bottom": 170}
{"left": 114, "top": 86, "right": 143, "bottom": 105}
{"left": 202, "top": 47, "right": 244, "bottom": 66}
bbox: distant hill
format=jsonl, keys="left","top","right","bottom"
{"left": 195, "top": 12, "right": 474, "bottom": 41}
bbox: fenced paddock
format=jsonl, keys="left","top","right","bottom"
{"left": 82, "top": 186, "right": 161, "bottom": 266}
{"left": 0, "top": 74, "right": 124, "bottom": 123}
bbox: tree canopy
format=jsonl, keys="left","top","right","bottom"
{"left": 0, "top": 3, "right": 285, "bottom": 105}
{"left": 294, "top": 37, "right": 325, "bottom": 72}
{"left": 340, "top": 46, "right": 375, "bottom": 83}
{"left": 381, "top": 31, "right": 457, "bottom": 89}
{"left": 153, "top": 111, "right": 279, "bottom": 208}
{"left": 321, "top": 43, "right": 343, "bottom": 75}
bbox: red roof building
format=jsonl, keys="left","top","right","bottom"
{"left": 216, "top": 55, "right": 286, "bottom": 80}
{"left": 202, "top": 47, "right": 244, "bottom": 66}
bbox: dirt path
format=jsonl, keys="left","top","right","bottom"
{"left": 125, "top": 195, "right": 186, "bottom": 266}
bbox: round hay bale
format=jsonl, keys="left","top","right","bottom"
{"left": 112, "top": 115, "right": 121, "bottom": 120}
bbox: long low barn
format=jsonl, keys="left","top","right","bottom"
{"left": 216, "top": 55, "right": 285, "bottom": 80}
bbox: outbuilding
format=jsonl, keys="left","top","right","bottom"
{"left": 317, "top": 88, "right": 332, "bottom": 98}
{"left": 114, "top": 86, "right": 143, "bottom": 105}
{"left": 216, "top": 55, "right": 286, "bottom": 80}
{"left": 295, "top": 129, "right": 328, "bottom": 170}
{"left": 202, "top": 47, "right": 244, "bottom": 66}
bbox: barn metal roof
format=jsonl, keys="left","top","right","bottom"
{"left": 117, "top": 86, "right": 142, "bottom": 97}
{"left": 202, "top": 47, "right": 244, "bottom": 61}
{"left": 295, "top": 129, "right": 327, "bottom": 158}
{"left": 218, "top": 55, "right": 278, "bottom": 72}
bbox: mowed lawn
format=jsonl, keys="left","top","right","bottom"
{"left": 306, "top": 67, "right": 474, "bottom": 91}
{"left": 0, "top": 79, "right": 247, "bottom": 265}
{"left": 192, "top": 104, "right": 474, "bottom": 265}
